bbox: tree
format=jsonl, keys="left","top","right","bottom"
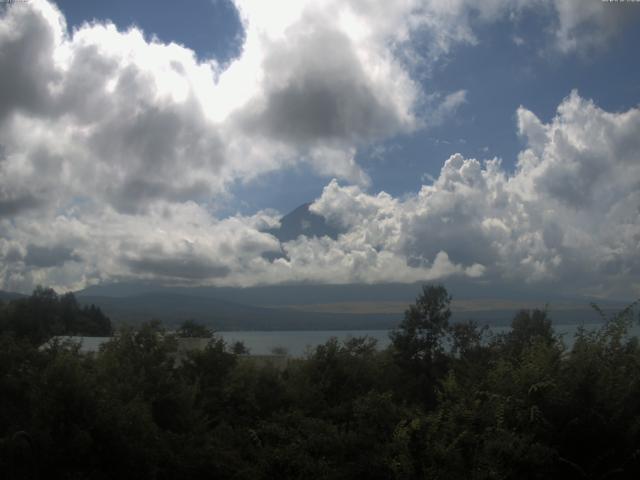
{"left": 0, "top": 288, "right": 111, "bottom": 343}
{"left": 502, "top": 308, "right": 555, "bottom": 358}
{"left": 450, "top": 320, "right": 487, "bottom": 359}
{"left": 230, "top": 341, "right": 250, "bottom": 355}
{"left": 270, "top": 346, "right": 289, "bottom": 356}
{"left": 390, "top": 284, "right": 452, "bottom": 405}
{"left": 391, "top": 285, "right": 451, "bottom": 366}
{"left": 177, "top": 319, "right": 213, "bottom": 338}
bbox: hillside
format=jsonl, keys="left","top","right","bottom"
{"left": 77, "top": 292, "right": 400, "bottom": 331}
{"left": 0, "top": 290, "right": 25, "bottom": 302}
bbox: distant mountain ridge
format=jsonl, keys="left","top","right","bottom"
{"left": 265, "top": 202, "right": 342, "bottom": 243}
{"left": 3, "top": 283, "right": 626, "bottom": 331}
{"left": 0, "top": 290, "right": 25, "bottom": 301}
{"left": 74, "top": 283, "right": 625, "bottom": 331}
{"left": 77, "top": 291, "right": 399, "bottom": 331}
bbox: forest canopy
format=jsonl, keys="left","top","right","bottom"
{"left": 1, "top": 285, "right": 639, "bottom": 479}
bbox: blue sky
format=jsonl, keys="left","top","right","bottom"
{"left": 57, "top": 0, "right": 244, "bottom": 64}
{"left": 1, "top": 0, "right": 639, "bottom": 297}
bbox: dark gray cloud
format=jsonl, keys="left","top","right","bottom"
{"left": 107, "top": 178, "right": 213, "bottom": 214}
{"left": 237, "top": 24, "right": 415, "bottom": 146}
{"left": 24, "top": 244, "right": 81, "bottom": 268}
{"left": 3, "top": 247, "right": 22, "bottom": 263}
{"left": 0, "top": 4, "right": 57, "bottom": 123}
{"left": 0, "top": 190, "right": 42, "bottom": 218}
{"left": 126, "top": 255, "right": 230, "bottom": 280}
{"left": 65, "top": 57, "right": 226, "bottom": 213}
{"left": 405, "top": 217, "right": 499, "bottom": 268}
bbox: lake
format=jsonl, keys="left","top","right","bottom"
{"left": 219, "top": 323, "right": 640, "bottom": 356}
{"left": 48, "top": 322, "right": 640, "bottom": 357}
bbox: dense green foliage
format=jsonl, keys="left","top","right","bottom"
{"left": 1, "top": 285, "right": 639, "bottom": 479}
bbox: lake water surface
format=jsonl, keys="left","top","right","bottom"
{"left": 219, "top": 323, "right": 640, "bottom": 356}
{"left": 52, "top": 323, "right": 640, "bottom": 357}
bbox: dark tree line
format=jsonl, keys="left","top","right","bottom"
{"left": 1, "top": 285, "right": 639, "bottom": 479}
{"left": 0, "top": 287, "right": 112, "bottom": 344}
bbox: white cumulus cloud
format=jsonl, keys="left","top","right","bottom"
{"left": 0, "top": 1, "right": 637, "bottom": 295}
{"left": 308, "top": 92, "right": 640, "bottom": 296}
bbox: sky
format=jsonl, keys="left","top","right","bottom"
{"left": 0, "top": 0, "right": 639, "bottom": 299}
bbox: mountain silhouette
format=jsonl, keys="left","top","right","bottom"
{"left": 266, "top": 202, "right": 342, "bottom": 243}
